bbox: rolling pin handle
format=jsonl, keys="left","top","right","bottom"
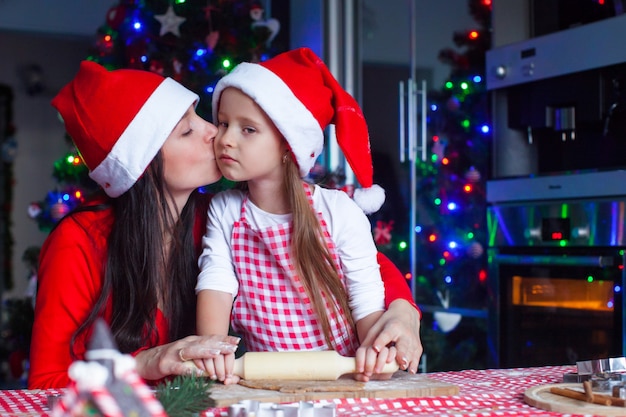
{"left": 381, "top": 360, "right": 401, "bottom": 374}
{"left": 233, "top": 356, "right": 244, "bottom": 378}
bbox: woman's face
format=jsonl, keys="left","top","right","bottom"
{"left": 161, "top": 106, "right": 220, "bottom": 201}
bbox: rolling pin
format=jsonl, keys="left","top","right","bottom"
{"left": 185, "top": 350, "right": 400, "bottom": 380}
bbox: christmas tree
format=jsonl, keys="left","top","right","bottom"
{"left": 411, "top": 0, "right": 492, "bottom": 371}
{"left": 27, "top": 139, "right": 97, "bottom": 232}
{"left": 29, "top": 0, "right": 285, "bottom": 230}
{"left": 23, "top": 0, "right": 284, "bottom": 397}
{"left": 89, "top": 0, "right": 285, "bottom": 119}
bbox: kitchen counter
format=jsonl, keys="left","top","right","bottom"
{"left": 1, "top": 365, "right": 600, "bottom": 417}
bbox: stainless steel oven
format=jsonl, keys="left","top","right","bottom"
{"left": 486, "top": 172, "right": 626, "bottom": 368}
{"left": 485, "top": 6, "right": 626, "bottom": 369}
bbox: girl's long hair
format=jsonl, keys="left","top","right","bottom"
{"left": 284, "top": 157, "right": 356, "bottom": 348}
{"left": 70, "top": 152, "right": 198, "bottom": 354}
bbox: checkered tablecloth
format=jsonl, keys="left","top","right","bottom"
{"left": 0, "top": 389, "right": 63, "bottom": 417}
{"left": 0, "top": 365, "right": 592, "bottom": 417}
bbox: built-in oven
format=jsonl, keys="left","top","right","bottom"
{"left": 485, "top": 5, "right": 626, "bottom": 369}
{"left": 486, "top": 173, "right": 626, "bottom": 368}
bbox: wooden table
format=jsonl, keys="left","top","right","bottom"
{"left": 0, "top": 365, "right": 597, "bottom": 417}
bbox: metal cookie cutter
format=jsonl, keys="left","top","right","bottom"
{"left": 589, "top": 372, "right": 626, "bottom": 392}
{"left": 228, "top": 400, "right": 336, "bottom": 417}
{"left": 577, "top": 357, "right": 626, "bottom": 375}
{"left": 575, "top": 357, "right": 626, "bottom": 392}
{"left": 47, "top": 394, "right": 62, "bottom": 410}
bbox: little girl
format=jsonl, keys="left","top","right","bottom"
{"left": 196, "top": 47, "right": 392, "bottom": 383}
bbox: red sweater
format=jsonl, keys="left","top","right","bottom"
{"left": 29, "top": 200, "right": 416, "bottom": 389}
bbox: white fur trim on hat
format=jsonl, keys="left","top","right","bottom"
{"left": 212, "top": 63, "right": 323, "bottom": 177}
{"left": 90, "top": 78, "right": 198, "bottom": 197}
{"left": 353, "top": 184, "right": 385, "bottom": 214}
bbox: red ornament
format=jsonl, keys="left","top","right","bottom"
{"left": 467, "top": 241, "right": 484, "bottom": 259}
{"left": 106, "top": 5, "right": 128, "bottom": 30}
{"left": 149, "top": 59, "right": 164, "bottom": 75}
{"left": 464, "top": 166, "right": 481, "bottom": 182}
{"left": 51, "top": 201, "right": 71, "bottom": 221}
{"left": 171, "top": 58, "right": 185, "bottom": 81}
{"left": 374, "top": 220, "right": 394, "bottom": 246}
{"left": 27, "top": 202, "right": 42, "bottom": 219}
{"left": 206, "top": 31, "right": 220, "bottom": 52}
{"left": 95, "top": 33, "right": 115, "bottom": 55}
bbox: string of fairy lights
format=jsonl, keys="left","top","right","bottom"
{"left": 31, "top": 1, "right": 493, "bottom": 313}
{"left": 30, "top": 0, "right": 280, "bottom": 231}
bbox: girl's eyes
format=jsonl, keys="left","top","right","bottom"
{"left": 181, "top": 129, "right": 193, "bottom": 136}
{"left": 217, "top": 122, "right": 255, "bottom": 134}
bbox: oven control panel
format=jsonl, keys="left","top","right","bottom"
{"left": 524, "top": 219, "right": 589, "bottom": 243}
{"left": 486, "top": 14, "right": 626, "bottom": 90}
{"left": 489, "top": 198, "right": 625, "bottom": 247}
{"left": 541, "top": 217, "right": 571, "bottom": 241}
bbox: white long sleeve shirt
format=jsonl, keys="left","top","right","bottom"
{"left": 196, "top": 185, "right": 385, "bottom": 321}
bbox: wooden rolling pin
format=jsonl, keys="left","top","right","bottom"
{"left": 185, "top": 350, "right": 400, "bottom": 380}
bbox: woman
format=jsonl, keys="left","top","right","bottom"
{"left": 28, "top": 60, "right": 422, "bottom": 389}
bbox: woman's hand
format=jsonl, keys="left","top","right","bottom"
{"left": 354, "top": 299, "right": 422, "bottom": 380}
{"left": 134, "top": 334, "right": 240, "bottom": 382}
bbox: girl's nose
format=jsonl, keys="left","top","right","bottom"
{"left": 215, "top": 126, "right": 233, "bottom": 147}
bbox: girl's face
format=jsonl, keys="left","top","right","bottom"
{"left": 161, "top": 106, "right": 219, "bottom": 202}
{"left": 214, "top": 87, "right": 287, "bottom": 184}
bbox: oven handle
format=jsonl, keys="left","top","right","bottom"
{"left": 494, "top": 254, "right": 614, "bottom": 267}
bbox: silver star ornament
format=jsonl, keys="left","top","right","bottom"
{"left": 154, "top": 6, "right": 186, "bottom": 37}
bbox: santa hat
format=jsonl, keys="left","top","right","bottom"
{"left": 212, "top": 47, "right": 385, "bottom": 214}
{"left": 51, "top": 60, "right": 199, "bottom": 198}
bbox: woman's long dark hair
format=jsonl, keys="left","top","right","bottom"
{"left": 70, "top": 152, "right": 199, "bottom": 354}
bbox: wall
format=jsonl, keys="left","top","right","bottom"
{"left": 0, "top": 30, "right": 93, "bottom": 299}
{"left": 0, "top": 1, "right": 119, "bottom": 36}
{"left": 289, "top": 0, "right": 476, "bottom": 89}
{"left": 0, "top": 0, "right": 476, "bottom": 299}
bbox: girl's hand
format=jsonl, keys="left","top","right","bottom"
{"left": 358, "top": 299, "right": 423, "bottom": 375}
{"left": 353, "top": 344, "right": 396, "bottom": 382}
{"left": 199, "top": 351, "right": 240, "bottom": 385}
{"left": 134, "top": 334, "right": 239, "bottom": 382}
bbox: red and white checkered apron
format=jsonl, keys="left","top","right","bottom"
{"left": 231, "top": 185, "right": 358, "bottom": 356}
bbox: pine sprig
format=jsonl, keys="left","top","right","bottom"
{"left": 155, "top": 375, "right": 215, "bottom": 417}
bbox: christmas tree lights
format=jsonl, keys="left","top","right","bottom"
{"left": 87, "top": 0, "right": 283, "bottom": 119}
{"left": 409, "top": 0, "right": 492, "bottom": 371}
{"left": 30, "top": 0, "right": 283, "bottom": 231}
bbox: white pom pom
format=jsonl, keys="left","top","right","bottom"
{"left": 353, "top": 184, "right": 385, "bottom": 214}
{"left": 113, "top": 354, "right": 137, "bottom": 378}
{"left": 68, "top": 361, "right": 109, "bottom": 389}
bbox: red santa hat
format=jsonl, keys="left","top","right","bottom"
{"left": 212, "top": 47, "right": 385, "bottom": 214}
{"left": 51, "top": 60, "right": 199, "bottom": 197}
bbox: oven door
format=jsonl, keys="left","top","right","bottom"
{"left": 488, "top": 246, "right": 625, "bottom": 368}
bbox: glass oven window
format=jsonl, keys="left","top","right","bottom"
{"left": 512, "top": 276, "right": 614, "bottom": 311}
{"left": 490, "top": 247, "right": 625, "bottom": 368}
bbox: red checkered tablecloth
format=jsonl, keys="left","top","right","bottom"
{"left": 0, "top": 389, "right": 63, "bottom": 417}
{"left": 0, "top": 365, "right": 592, "bottom": 417}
